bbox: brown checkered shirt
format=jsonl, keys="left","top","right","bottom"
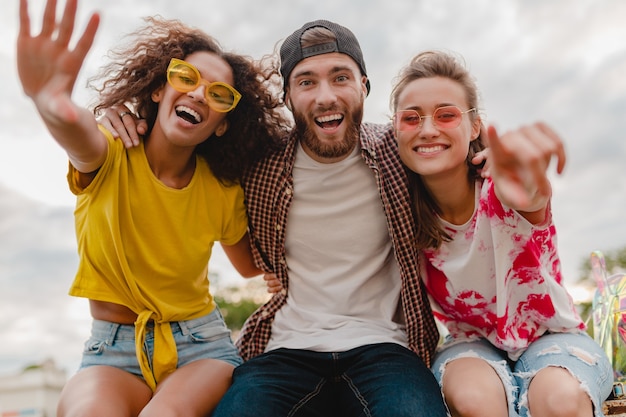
{"left": 237, "top": 122, "right": 439, "bottom": 366}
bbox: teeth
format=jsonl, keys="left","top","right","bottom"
{"left": 316, "top": 114, "right": 342, "bottom": 123}
{"left": 415, "top": 145, "right": 446, "bottom": 153}
{"left": 176, "top": 105, "right": 201, "bottom": 123}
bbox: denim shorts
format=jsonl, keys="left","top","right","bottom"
{"left": 78, "top": 307, "right": 243, "bottom": 379}
{"left": 431, "top": 332, "right": 613, "bottom": 417}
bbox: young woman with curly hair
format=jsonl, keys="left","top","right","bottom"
{"left": 16, "top": 0, "right": 288, "bottom": 415}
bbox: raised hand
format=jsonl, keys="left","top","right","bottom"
{"left": 485, "top": 122, "right": 566, "bottom": 219}
{"left": 17, "top": 0, "right": 99, "bottom": 124}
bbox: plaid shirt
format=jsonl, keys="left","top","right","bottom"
{"left": 238, "top": 122, "right": 439, "bottom": 366}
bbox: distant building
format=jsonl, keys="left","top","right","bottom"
{"left": 0, "top": 359, "right": 66, "bottom": 417}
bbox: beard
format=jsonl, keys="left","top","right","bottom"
{"left": 292, "top": 104, "right": 363, "bottom": 160}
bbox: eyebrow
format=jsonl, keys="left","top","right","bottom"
{"left": 292, "top": 65, "right": 357, "bottom": 80}
{"left": 402, "top": 103, "right": 458, "bottom": 112}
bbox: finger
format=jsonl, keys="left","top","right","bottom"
{"left": 263, "top": 274, "right": 278, "bottom": 283}
{"left": 18, "top": 0, "right": 31, "bottom": 39}
{"left": 71, "top": 12, "right": 100, "bottom": 62}
{"left": 97, "top": 112, "right": 119, "bottom": 138}
{"left": 537, "top": 122, "right": 567, "bottom": 173}
{"left": 105, "top": 106, "right": 134, "bottom": 147}
{"left": 137, "top": 119, "right": 148, "bottom": 136}
{"left": 505, "top": 128, "right": 548, "bottom": 199}
{"left": 484, "top": 124, "right": 519, "bottom": 178}
{"left": 484, "top": 125, "right": 506, "bottom": 160}
{"left": 267, "top": 286, "right": 280, "bottom": 294}
{"left": 471, "top": 147, "right": 486, "bottom": 162}
{"left": 56, "top": 0, "right": 77, "bottom": 46}
{"left": 121, "top": 112, "right": 142, "bottom": 147}
{"left": 40, "top": 0, "right": 58, "bottom": 37}
{"left": 472, "top": 148, "right": 491, "bottom": 178}
{"left": 514, "top": 125, "right": 560, "bottom": 193}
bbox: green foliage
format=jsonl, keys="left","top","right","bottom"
{"left": 214, "top": 295, "right": 263, "bottom": 331}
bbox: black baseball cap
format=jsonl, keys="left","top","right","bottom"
{"left": 279, "top": 20, "right": 370, "bottom": 95}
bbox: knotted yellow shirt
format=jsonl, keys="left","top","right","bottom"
{"left": 67, "top": 126, "right": 247, "bottom": 390}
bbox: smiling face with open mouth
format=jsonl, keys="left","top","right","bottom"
{"left": 394, "top": 76, "right": 481, "bottom": 183}
{"left": 151, "top": 51, "right": 233, "bottom": 149}
{"left": 286, "top": 52, "right": 368, "bottom": 163}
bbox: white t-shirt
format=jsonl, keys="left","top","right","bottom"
{"left": 265, "top": 144, "right": 407, "bottom": 352}
{"left": 422, "top": 179, "right": 584, "bottom": 359}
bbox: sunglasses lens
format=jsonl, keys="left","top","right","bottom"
{"left": 394, "top": 107, "right": 468, "bottom": 131}
{"left": 396, "top": 111, "right": 421, "bottom": 131}
{"left": 434, "top": 106, "right": 462, "bottom": 128}
{"left": 168, "top": 63, "right": 199, "bottom": 92}
{"left": 167, "top": 59, "right": 240, "bottom": 112}
{"left": 207, "top": 84, "right": 237, "bottom": 111}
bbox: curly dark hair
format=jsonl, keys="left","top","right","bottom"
{"left": 390, "top": 50, "right": 487, "bottom": 250}
{"left": 89, "top": 16, "right": 290, "bottom": 185}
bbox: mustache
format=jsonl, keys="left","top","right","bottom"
{"left": 310, "top": 103, "right": 343, "bottom": 118}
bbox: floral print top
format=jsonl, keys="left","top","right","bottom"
{"left": 422, "top": 178, "right": 585, "bottom": 359}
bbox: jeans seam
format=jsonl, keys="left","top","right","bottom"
{"left": 287, "top": 379, "right": 327, "bottom": 417}
{"left": 341, "top": 373, "right": 372, "bottom": 417}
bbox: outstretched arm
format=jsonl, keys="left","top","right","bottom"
{"left": 485, "top": 122, "right": 566, "bottom": 224}
{"left": 17, "top": 0, "right": 106, "bottom": 173}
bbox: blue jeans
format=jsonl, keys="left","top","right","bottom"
{"left": 431, "top": 332, "right": 613, "bottom": 417}
{"left": 213, "top": 342, "right": 446, "bottom": 417}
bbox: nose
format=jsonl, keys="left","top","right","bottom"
{"left": 187, "top": 83, "right": 208, "bottom": 104}
{"left": 419, "top": 116, "right": 440, "bottom": 137}
{"left": 315, "top": 81, "right": 338, "bottom": 106}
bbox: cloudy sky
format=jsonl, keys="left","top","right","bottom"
{"left": 1, "top": 0, "right": 625, "bottom": 378}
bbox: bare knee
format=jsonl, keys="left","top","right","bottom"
{"left": 528, "top": 367, "right": 592, "bottom": 417}
{"left": 441, "top": 358, "right": 508, "bottom": 417}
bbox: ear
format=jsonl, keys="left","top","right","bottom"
{"left": 284, "top": 91, "right": 292, "bottom": 111}
{"left": 470, "top": 115, "right": 482, "bottom": 141}
{"left": 152, "top": 87, "right": 164, "bottom": 103}
{"left": 215, "top": 119, "right": 229, "bottom": 137}
{"left": 360, "top": 76, "right": 368, "bottom": 97}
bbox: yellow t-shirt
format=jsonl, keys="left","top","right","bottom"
{"left": 67, "top": 125, "right": 247, "bottom": 389}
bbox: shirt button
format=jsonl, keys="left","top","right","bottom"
{"left": 275, "top": 224, "right": 281, "bottom": 231}
{"left": 285, "top": 187, "right": 292, "bottom": 195}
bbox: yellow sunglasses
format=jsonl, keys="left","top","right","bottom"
{"left": 166, "top": 58, "right": 242, "bottom": 113}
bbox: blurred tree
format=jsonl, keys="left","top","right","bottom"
{"left": 211, "top": 276, "right": 271, "bottom": 331}
{"left": 215, "top": 295, "right": 264, "bottom": 331}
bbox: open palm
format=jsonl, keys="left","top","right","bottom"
{"left": 17, "top": 0, "right": 99, "bottom": 123}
